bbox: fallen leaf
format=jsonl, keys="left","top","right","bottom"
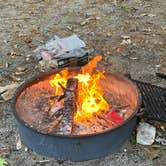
{"left": 0, "top": 64, "right": 3, "bottom": 69}
{"left": 31, "top": 29, "right": 38, "bottom": 33}
{"left": 106, "top": 33, "right": 111, "bottom": 37}
{"left": 148, "top": 14, "right": 156, "bottom": 17}
{"left": 112, "top": 0, "right": 117, "bottom": 5}
{"left": 130, "top": 57, "right": 138, "bottom": 60}
{"left": 15, "top": 71, "right": 25, "bottom": 76}
{"left": 66, "top": 26, "right": 73, "bottom": 31}
{"left": 95, "top": 16, "right": 101, "bottom": 20}
{"left": 161, "top": 26, "right": 166, "bottom": 30}
{"left": 121, "top": 35, "right": 130, "bottom": 39}
{"left": 115, "top": 47, "right": 121, "bottom": 52}
{"left": 106, "top": 51, "right": 112, "bottom": 55}
{"left": 140, "top": 13, "right": 148, "bottom": 17}
{"left": 142, "top": 28, "right": 152, "bottom": 32}
{"left": 17, "top": 66, "right": 27, "bottom": 72}
{"left": 80, "top": 21, "right": 88, "bottom": 26}
{"left": 144, "top": 147, "right": 161, "bottom": 160}
{"left": 10, "top": 75, "right": 22, "bottom": 82}
{"left": 121, "top": 39, "right": 132, "bottom": 45}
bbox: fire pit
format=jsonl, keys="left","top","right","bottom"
{"left": 12, "top": 56, "right": 141, "bottom": 161}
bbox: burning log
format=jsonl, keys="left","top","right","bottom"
{"left": 59, "top": 78, "right": 78, "bottom": 134}
{"left": 49, "top": 101, "right": 64, "bottom": 117}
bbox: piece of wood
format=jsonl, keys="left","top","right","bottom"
{"left": 49, "top": 102, "right": 64, "bottom": 117}
{"left": 48, "top": 114, "right": 63, "bottom": 133}
{"left": 97, "top": 114, "right": 115, "bottom": 127}
{"left": 59, "top": 78, "right": 78, "bottom": 134}
{"left": 93, "top": 114, "right": 109, "bottom": 129}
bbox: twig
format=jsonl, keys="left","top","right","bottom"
{"left": 58, "top": 82, "right": 66, "bottom": 91}
{"left": 0, "top": 17, "right": 31, "bottom": 21}
{"left": 114, "top": 104, "right": 129, "bottom": 110}
{"left": 97, "top": 114, "right": 116, "bottom": 126}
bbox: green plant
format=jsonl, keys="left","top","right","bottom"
{"left": 0, "top": 158, "right": 7, "bottom": 166}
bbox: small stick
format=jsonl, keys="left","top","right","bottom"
{"left": 48, "top": 95, "right": 64, "bottom": 101}
{"left": 114, "top": 104, "right": 129, "bottom": 110}
{"left": 58, "top": 82, "right": 66, "bottom": 91}
{"left": 97, "top": 114, "right": 116, "bottom": 126}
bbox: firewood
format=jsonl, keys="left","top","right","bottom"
{"left": 59, "top": 78, "right": 78, "bottom": 134}
{"left": 48, "top": 114, "right": 63, "bottom": 133}
{"left": 97, "top": 114, "right": 115, "bottom": 127}
{"left": 49, "top": 102, "right": 64, "bottom": 117}
{"left": 93, "top": 114, "right": 109, "bottom": 129}
{"left": 49, "top": 94, "right": 65, "bottom": 101}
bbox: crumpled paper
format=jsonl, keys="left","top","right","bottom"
{"left": 136, "top": 122, "right": 156, "bottom": 145}
{"left": 33, "top": 34, "right": 86, "bottom": 60}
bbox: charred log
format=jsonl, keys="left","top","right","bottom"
{"left": 59, "top": 78, "right": 78, "bottom": 134}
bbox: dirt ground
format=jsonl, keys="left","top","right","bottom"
{"left": 0, "top": 0, "right": 166, "bottom": 165}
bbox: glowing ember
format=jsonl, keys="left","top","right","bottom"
{"left": 49, "top": 56, "right": 110, "bottom": 122}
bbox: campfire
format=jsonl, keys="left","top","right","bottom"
{"left": 13, "top": 55, "right": 140, "bottom": 160}
{"left": 49, "top": 55, "right": 109, "bottom": 123}
{"left": 15, "top": 56, "right": 136, "bottom": 136}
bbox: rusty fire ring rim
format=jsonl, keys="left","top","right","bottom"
{"left": 11, "top": 68, "right": 142, "bottom": 138}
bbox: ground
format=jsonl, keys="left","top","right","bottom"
{"left": 0, "top": 0, "right": 166, "bottom": 165}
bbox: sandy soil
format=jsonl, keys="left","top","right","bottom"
{"left": 0, "top": 0, "right": 166, "bottom": 165}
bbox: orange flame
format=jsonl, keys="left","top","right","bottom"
{"left": 49, "top": 55, "right": 109, "bottom": 121}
